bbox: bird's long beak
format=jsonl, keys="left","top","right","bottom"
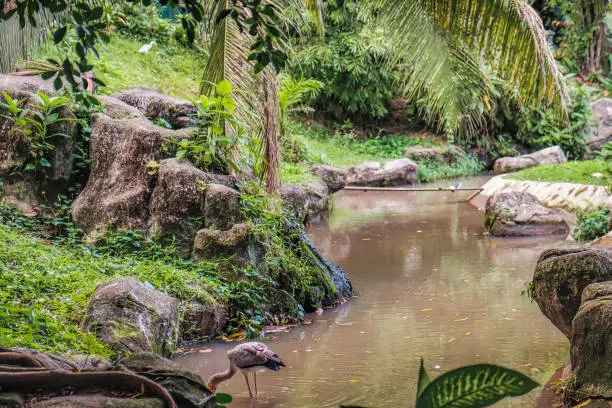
{"left": 207, "top": 381, "right": 216, "bottom": 393}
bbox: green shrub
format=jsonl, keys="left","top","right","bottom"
{"left": 573, "top": 207, "right": 610, "bottom": 242}
{"left": 289, "top": 0, "right": 398, "bottom": 121}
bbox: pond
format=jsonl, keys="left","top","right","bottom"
{"left": 177, "top": 177, "right": 569, "bottom": 407}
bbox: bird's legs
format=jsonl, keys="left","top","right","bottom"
{"left": 254, "top": 372, "right": 258, "bottom": 395}
{"left": 244, "top": 373, "right": 253, "bottom": 398}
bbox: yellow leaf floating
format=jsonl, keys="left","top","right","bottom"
{"left": 421, "top": 308, "right": 432, "bottom": 312}
{"left": 454, "top": 317, "right": 469, "bottom": 322}
{"left": 464, "top": 332, "right": 472, "bottom": 336}
{"left": 348, "top": 379, "right": 360, "bottom": 383}
{"left": 361, "top": 238, "right": 371, "bottom": 241}
{"left": 447, "top": 337, "right": 456, "bottom": 343}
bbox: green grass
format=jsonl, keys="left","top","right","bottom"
{"left": 37, "top": 35, "right": 206, "bottom": 99}
{"left": 282, "top": 121, "right": 485, "bottom": 184}
{"left": 0, "top": 223, "right": 219, "bottom": 358}
{"left": 506, "top": 160, "right": 612, "bottom": 187}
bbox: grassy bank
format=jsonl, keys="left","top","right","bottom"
{"left": 506, "top": 160, "right": 611, "bottom": 188}
{"left": 282, "top": 122, "right": 485, "bottom": 184}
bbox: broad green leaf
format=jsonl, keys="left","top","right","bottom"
{"left": 216, "top": 80, "right": 232, "bottom": 97}
{"left": 416, "top": 364, "right": 538, "bottom": 408}
{"left": 215, "top": 393, "right": 232, "bottom": 404}
{"left": 417, "top": 358, "right": 431, "bottom": 400}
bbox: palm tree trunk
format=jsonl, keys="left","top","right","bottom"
{"left": 585, "top": 22, "right": 606, "bottom": 74}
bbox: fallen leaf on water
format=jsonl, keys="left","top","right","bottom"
{"left": 313, "top": 337, "right": 321, "bottom": 342}
{"left": 348, "top": 379, "right": 360, "bottom": 383}
{"left": 421, "top": 308, "right": 432, "bottom": 312}
{"left": 315, "top": 319, "right": 327, "bottom": 323}
{"left": 530, "top": 367, "right": 541, "bottom": 373}
{"left": 501, "top": 312, "right": 508, "bottom": 315}
{"left": 464, "top": 332, "right": 472, "bottom": 336}
{"left": 303, "top": 394, "right": 319, "bottom": 398}
{"left": 304, "top": 319, "right": 312, "bottom": 325}
{"left": 447, "top": 337, "right": 456, "bottom": 343}
{"left": 361, "top": 238, "right": 371, "bottom": 241}
{"left": 337, "top": 322, "right": 354, "bottom": 326}
{"left": 455, "top": 317, "right": 469, "bottom": 322}
{"left": 199, "top": 348, "right": 213, "bottom": 353}
{"left": 417, "top": 230, "right": 423, "bottom": 233}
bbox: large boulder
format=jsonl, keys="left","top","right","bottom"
{"left": 148, "top": 159, "right": 235, "bottom": 254}
{"left": 112, "top": 87, "right": 196, "bottom": 129}
{"left": 589, "top": 98, "right": 612, "bottom": 152}
{"left": 310, "top": 164, "right": 347, "bottom": 193}
{"left": 71, "top": 114, "right": 186, "bottom": 235}
{"left": 192, "top": 223, "right": 250, "bottom": 261}
{"left": 303, "top": 178, "right": 329, "bottom": 223}
{"left": 404, "top": 145, "right": 463, "bottom": 164}
{"left": 347, "top": 158, "right": 418, "bottom": 187}
{"left": 532, "top": 248, "right": 612, "bottom": 338}
{"left": 484, "top": 192, "right": 569, "bottom": 237}
{"left": 0, "top": 74, "right": 76, "bottom": 204}
{"left": 570, "top": 281, "right": 612, "bottom": 398}
{"left": 203, "top": 184, "right": 241, "bottom": 231}
{"left": 32, "top": 397, "right": 165, "bottom": 408}
{"left": 82, "top": 277, "right": 181, "bottom": 357}
{"left": 280, "top": 184, "right": 308, "bottom": 222}
{"left": 493, "top": 146, "right": 567, "bottom": 174}
{"left": 97, "top": 95, "right": 145, "bottom": 120}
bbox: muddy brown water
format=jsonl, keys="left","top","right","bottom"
{"left": 177, "top": 177, "right": 569, "bottom": 407}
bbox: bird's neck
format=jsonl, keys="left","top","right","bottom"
{"left": 208, "top": 363, "right": 238, "bottom": 387}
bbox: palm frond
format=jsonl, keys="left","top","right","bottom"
{"left": 201, "top": 0, "right": 281, "bottom": 191}
{"left": 362, "top": 0, "right": 568, "bottom": 138}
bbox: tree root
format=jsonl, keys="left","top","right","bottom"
{"left": 0, "top": 351, "right": 178, "bottom": 408}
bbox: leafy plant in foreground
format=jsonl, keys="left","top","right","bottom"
{"left": 0, "top": 90, "right": 74, "bottom": 172}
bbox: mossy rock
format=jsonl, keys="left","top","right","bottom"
{"left": 32, "top": 396, "right": 166, "bottom": 408}
{"left": 570, "top": 281, "right": 612, "bottom": 399}
{"left": 533, "top": 248, "right": 612, "bottom": 338}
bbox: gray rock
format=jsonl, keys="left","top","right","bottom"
{"left": 570, "top": 281, "right": 612, "bottom": 398}
{"left": 310, "top": 165, "right": 347, "bottom": 193}
{"left": 112, "top": 87, "right": 196, "bottom": 129}
{"left": 97, "top": 95, "right": 145, "bottom": 120}
{"left": 0, "top": 74, "right": 76, "bottom": 205}
{"left": 280, "top": 184, "right": 308, "bottom": 222}
{"left": 404, "top": 145, "right": 463, "bottom": 164}
{"left": 493, "top": 146, "right": 567, "bottom": 174}
{"left": 484, "top": 192, "right": 569, "bottom": 237}
{"left": 347, "top": 158, "right": 418, "bottom": 187}
{"left": 82, "top": 277, "right": 181, "bottom": 357}
{"left": 588, "top": 99, "right": 612, "bottom": 152}
{"left": 533, "top": 248, "right": 612, "bottom": 338}
{"left": 192, "top": 223, "right": 250, "bottom": 261}
{"left": 203, "top": 184, "right": 241, "bottom": 231}
{"left": 181, "top": 301, "right": 226, "bottom": 342}
{"left": 71, "top": 114, "right": 186, "bottom": 235}
{"left": 303, "top": 178, "right": 329, "bottom": 222}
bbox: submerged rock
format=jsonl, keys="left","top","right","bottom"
{"left": 83, "top": 277, "right": 181, "bottom": 357}
{"left": 347, "top": 158, "right": 418, "bottom": 187}
{"left": 493, "top": 146, "right": 567, "bottom": 174}
{"left": 71, "top": 114, "right": 186, "bottom": 235}
{"left": 310, "top": 164, "right": 347, "bottom": 193}
{"left": 484, "top": 192, "right": 569, "bottom": 237}
{"left": 112, "top": 87, "right": 196, "bottom": 128}
{"left": 533, "top": 248, "right": 612, "bottom": 338}
{"left": 570, "top": 281, "right": 612, "bottom": 399}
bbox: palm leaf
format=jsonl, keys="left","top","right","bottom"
{"left": 361, "top": 0, "right": 568, "bottom": 138}
{"left": 201, "top": 0, "right": 281, "bottom": 191}
{"left": 415, "top": 364, "right": 539, "bottom": 408}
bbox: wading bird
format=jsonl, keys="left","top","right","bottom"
{"left": 207, "top": 342, "right": 285, "bottom": 398}
{"left": 138, "top": 40, "right": 156, "bottom": 54}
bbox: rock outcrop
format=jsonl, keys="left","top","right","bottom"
{"left": 493, "top": 146, "right": 567, "bottom": 174}
{"left": 82, "top": 277, "right": 181, "bottom": 357}
{"left": 532, "top": 248, "right": 612, "bottom": 338}
{"left": 203, "top": 184, "right": 241, "bottom": 231}
{"left": 181, "top": 301, "right": 226, "bottom": 342}
{"left": 484, "top": 192, "right": 569, "bottom": 237}
{"left": 280, "top": 184, "right": 308, "bottom": 222}
{"left": 589, "top": 98, "right": 612, "bottom": 152}
{"left": 112, "top": 87, "right": 196, "bottom": 128}
{"left": 192, "top": 223, "right": 250, "bottom": 261}
{"left": 570, "top": 281, "right": 612, "bottom": 398}
{"left": 0, "top": 74, "right": 76, "bottom": 205}
{"left": 404, "top": 145, "right": 462, "bottom": 164}
{"left": 71, "top": 113, "right": 186, "bottom": 235}
{"left": 310, "top": 164, "right": 347, "bottom": 193}
{"left": 347, "top": 158, "right": 418, "bottom": 187}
